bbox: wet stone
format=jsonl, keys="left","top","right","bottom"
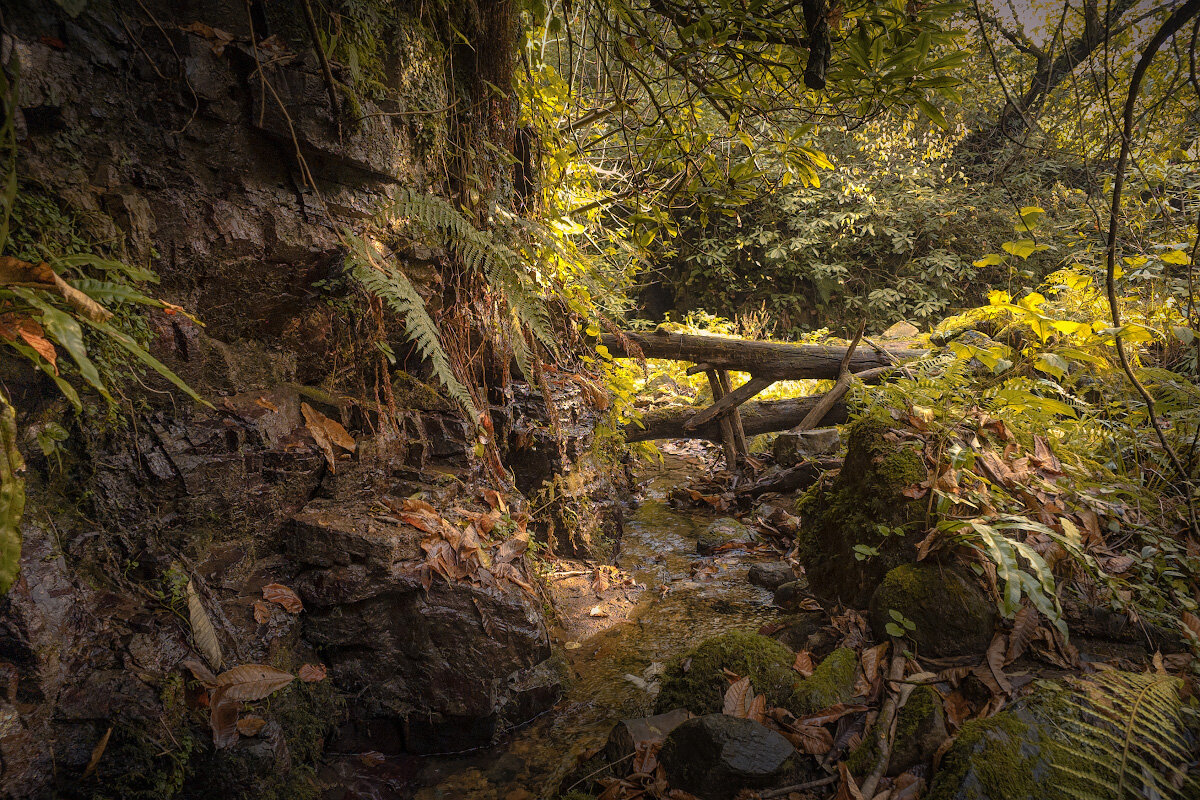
{"left": 748, "top": 562, "right": 794, "bottom": 591}
{"left": 772, "top": 579, "right": 811, "bottom": 608}
{"left": 772, "top": 427, "right": 841, "bottom": 466}
{"left": 659, "top": 714, "right": 797, "bottom": 800}
{"left": 697, "top": 517, "right": 751, "bottom": 555}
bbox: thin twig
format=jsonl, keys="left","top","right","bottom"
{"left": 756, "top": 773, "right": 839, "bottom": 798}
{"left": 1103, "top": 0, "right": 1200, "bottom": 538}
{"left": 858, "top": 647, "right": 908, "bottom": 798}
{"left": 300, "top": 0, "right": 342, "bottom": 141}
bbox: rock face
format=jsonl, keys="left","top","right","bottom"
{"left": 928, "top": 672, "right": 1198, "bottom": 800}
{"left": 0, "top": 2, "right": 601, "bottom": 795}
{"left": 796, "top": 417, "right": 927, "bottom": 606}
{"left": 291, "top": 501, "right": 562, "bottom": 753}
{"left": 868, "top": 563, "right": 996, "bottom": 657}
{"left": 656, "top": 631, "right": 798, "bottom": 715}
{"left": 659, "top": 714, "right": 797, "bottom": 800}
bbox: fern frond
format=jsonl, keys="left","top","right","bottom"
{"left": 1051, "top": 671, "right": 1191, "bottom": 799}
{"left": 345, "top": 233, "right": 479, "bottom": 419}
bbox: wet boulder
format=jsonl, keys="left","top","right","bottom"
{"left": 655, "top": 631, "right": 798, "bottom": 715}
{"left": 788, "top": 647, "right": 858, "bottom": 715}
{"left": 697, "top": 517, "right": 751, "bottom": 555}
{"left": 795, "top": 418, "right": 927, "bottom": 606}
{"left": 869, "top": 563, "right": 995, "bottom": 657}
{"left": 772, "top": 578, "right": 811, "bottom": 609}
{"left": 748, "top": 562, "right": 795, "bottom": 591}
{"left": 769, "top": 611, "right": 825, "bottom": 654}
{"left": 658, "top": 714, "right": 797, "bottom": 800}
{"left": 928, "top": 671, "right": 1197, "bottom": 800}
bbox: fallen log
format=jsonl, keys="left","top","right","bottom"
{"left": 737, "top": 458, "right": 841, "bottom": 497}
{"left": 602, "top": 331, "right": 924, "bottom": 379}
{"left": 625, "top": 395, "right": 849, "bottom": 443}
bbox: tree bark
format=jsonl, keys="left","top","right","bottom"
{"left": 601, "top": 331, "right": 922, "bottom": 379}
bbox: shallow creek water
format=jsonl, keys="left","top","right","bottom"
{"left": 330, "top": 451, "right": 785, "bottom": 799}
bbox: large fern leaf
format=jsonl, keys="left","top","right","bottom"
{"left": 345, "top": 233, "right": 479, "bottom": 419}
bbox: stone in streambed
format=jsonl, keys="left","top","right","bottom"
{"left": 868, "top": 563, "right": 995, "bottom": 657}
{"left": 748, "top": 562, "right": 794, "bottom": 591}
{"left": 655, "top": 631, "right": 797, "bottom": 715}
{"left": 658, "top": 714, "right": 797, "bottom": 800}
{"left": 772, "top": 578, "right": 811, "bottom": 608}
{"left": 772, "top": 427, "right": 840, "bottom": 466}
{"left": 697, "top": 517, "right": 751, "bottom": 555}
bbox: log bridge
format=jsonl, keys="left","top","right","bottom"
{"left": 602, "top": 330, "right": 924, "bottom": 466}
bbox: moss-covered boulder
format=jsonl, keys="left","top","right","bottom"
{"left": 787, "top": 647, "right": 858, "bottom": 715}
{"left": 928, "top": 671, "right": 1197, "bottom": 800}
{"left": 868, "top": 563, "right": 996, "bottom": 657}
{"left": 796, "top": 418, "right": 927, "bottom": 605}
{"left": 655, "top": 631, "right": 798, "bottom": 715}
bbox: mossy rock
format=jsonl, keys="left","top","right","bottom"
{"left": 928, "top": 671, "right": 1198, "bottom": 800}
{"left": 795, "top": 418, "right": 927, "bottom": 605}
{"left": 655, "top": 631, "right": 798, "bottom": 715}
{"left": 868, "top": 563, "right": 996, "bottom": 657}
{"left": 787, "top": 647, "right": 858, "bottom": 715}
{"left": 697, "top": 517, "right": 751, "bottom": 555}
{"left": 848, "top": 685, "right": 946, "bottom": 777}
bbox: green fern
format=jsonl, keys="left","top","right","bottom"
{"left": 1051, "top": 671, "right": 1194, "bottom": 800}
{"left": 377, "top": 189, "right": 559, "bottom": 369}
{"left": 345, "top": 233, "right": 479, "bottom": 418}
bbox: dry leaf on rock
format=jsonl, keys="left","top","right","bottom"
{"left": 214, "top": 664, "right": 294, "bottom": 701}
{"left": 723, "top": 676, "right": 754, "bottom": 717}
{"left": 298, "top": 663, "right": 327, "bottom": 683}
{"left": 793, "top": 650, "right": 815, "bottom": 677}
{"left": 262, "top": 583, "right": 303, "bottom": 613}
{"left": 784, "top": 723, "right": 834, "bottom": 755}
{"left": 182, "top": 657, "right": 219, "bottom": 688}
{"left": 82, "top": 726, "right": 112, "bottom": 778}
{"left": 185, "top": 579, "right": 222, "bottom": 671}
{"left": 253, "top": 600, "right": 273, "bottom": 624}
{"left": 589, "top": 605, "right": 609, "bottom": 618}
{"left": 236, "top": 715, "right": 267, "bottom": 736}
{"left": 1181, "top": 611, "right": 1200, "bottom": 642}
{"left": 209, "top": 687, "right": 242, "bottom": 748}
{"left": 300, "top": 402, "right": 356, "bottom": 471}
{"left": 0, "top": 256, "right": 112, "bottom": 322}
{"left": 835, "top": 761, "right": 865, "bottom": 800}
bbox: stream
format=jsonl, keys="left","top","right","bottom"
{"left": 324, "top": 447, "right": 786, "bottom": 799}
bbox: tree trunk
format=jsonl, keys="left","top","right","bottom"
{"left": 625, "top": 395, "right": 849, "bottom": 443}
{"left": 600, "top": 331, "right": 922, "bottom": 379}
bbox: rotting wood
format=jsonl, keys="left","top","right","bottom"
{"left": 601, "top": 331, "right": 923, "bottom": 379}
{"left": 737, "top": 458, "right": 840, "bottom": 497}
{"left": 717, "top": 370, "right": 750, "bottom": 458}
{"left": 705, "top": 369, "right": 740, "bottom": 467}
{"left": 684, "top": 375, "right": 775, "bottom": 431}
{"left": 625, "top": 365, "right": 892, "bottom": 443}
{"left": 793, "top": 323, "right": 865, "bottom": 432}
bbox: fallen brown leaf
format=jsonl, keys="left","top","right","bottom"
{"left": 253, "top": 600, "right": 273, "bottom": 624}
{"left": 793, "top": 650, "right": 815, "bottom": 677}
{"left": 236, "top": 715, "right": 267, "bottom": 736}
{"left": 262, "top": 583, "right": 303, "bottom": 614}
{"left": 298, "top": 663, "right": 327, "bottom": 683}
{"left": 82, "top": 726, "right": 112, "bottom": 778}
{"left": 214, "top": 664, "right": 294, "bottom": 701}
{"left": 300, "top": 402, "right": 356, "bottom": 471}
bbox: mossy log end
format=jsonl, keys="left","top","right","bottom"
{"left": 601, "top": 331, "right": 924, "bottom": 379}
{"left": 624, "top": 395, "right": 850, "bottom": 443}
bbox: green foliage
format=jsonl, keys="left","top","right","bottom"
{"left": 345, "top": 232, "right": 479, "bottom": 418}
